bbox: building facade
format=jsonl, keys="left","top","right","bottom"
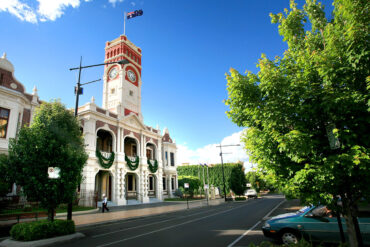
{"left": 0, "top": 34, "right": 178, "bottom": 206}
{"left": 78, "top": 35, "right": 178, "bottom": 206}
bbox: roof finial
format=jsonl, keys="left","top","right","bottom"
{"left": 2, "top": 52, "right": 6, "bottom": 59}
{"left": 32, "top": 86, "right": 38, "bottom": 96}
{"left": 91, "top": 96, "right": 95, "bottom": 104}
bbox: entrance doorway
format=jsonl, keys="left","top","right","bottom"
{"left": 95, "top": 171, "right": 112, "bottom": 201}
{"left": 148, "top": 175, "right": 156, "bottom": 197}
{"left": 126, "top": 173, "right": 137, "bottom": 199}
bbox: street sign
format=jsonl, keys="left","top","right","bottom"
{"left": 48, "top": 167, "right": 60, "bottom": 179}
{"left": 184, "top": 183, "right": 189, "bottom": 188}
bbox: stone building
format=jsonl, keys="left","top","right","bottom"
{"left": 0, "top": 34, "right": 179, "bottom": 205}
{"left": 77, "top": 34, "right": 178, "bottom": 206}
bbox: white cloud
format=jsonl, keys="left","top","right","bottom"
{"left": 109, "top": 0, "right": 124, "bottom": 7}
{"left": 0, "top": 0, "right": 37, "bottom": 23}
{"left": 0, "top": 0, "right": 92, "bottom": 23}
{"left": 177, "top": 130, "right": 255, "bottom": 172}
{"left": 37, "top": 0, "right": 80, "bottom": 21}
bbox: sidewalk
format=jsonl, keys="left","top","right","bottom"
{"left": 59, "top": 198, "right": 226, "bottom": 228}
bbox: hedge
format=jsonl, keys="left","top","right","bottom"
{"left": 10, "top": 219, "right": 75, "bottom": 241}
{"left": 178, "top": 176, "right": 201, "bottom": 197}
{"left": 177, "top": 163, "right": 244, "bottom": 196}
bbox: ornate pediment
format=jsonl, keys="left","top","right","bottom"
{"left": 123, "top": 113, "right": 146, "bottom": 130}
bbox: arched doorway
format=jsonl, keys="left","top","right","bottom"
{"left": 125, "top": 173, "right": 138, "bottom": 199}
{"left": 148, "top": 174, "right": 156, "bottom": 197}
{"left": 95, "top": 171, "right": 112, "bottom": 201}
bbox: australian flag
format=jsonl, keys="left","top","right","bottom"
{"left": 127, "top": 9, "right": 143, "bottom": 19}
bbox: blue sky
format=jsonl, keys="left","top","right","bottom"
{"left": 0, "top": 0, "right": 334, "bottom": 167}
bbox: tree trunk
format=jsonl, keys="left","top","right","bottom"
{"left": 47, "top": 207, "right": 55, "bottom": 222}
{"left": 342, "top": 196, "right": 363, "bottom": 247}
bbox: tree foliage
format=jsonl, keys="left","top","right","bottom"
{"left": 177, "top": 163, "right": 244, "bottom": 196}
{"left": 230, "top": 164, "right": 247, "bottom": 196}
{"left": 178, "top": 176, "right": 201, "bottom": 197}
{"left": 8, "top": 101, "right": 88, "bottom": 221}
{"left": 0, "top": 154, "right": 13, "bottom": 197}
{"left": 225, "top": 0, "right": 369, "bottom": 245}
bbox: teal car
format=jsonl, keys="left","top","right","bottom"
{"left": 262, "top": 205, "right": 370, "bottom": 245}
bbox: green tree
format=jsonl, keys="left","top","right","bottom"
{"left": 8, "top": 101, "right": 88, "bottom": 221}
{"left": 225, "top": 0, "right": 369, "bottom": 246}
{"left": 0, "top": 154, "right": 13, "bottom": 197}
{"left": 178, "top": 175, "right": 201, "bottom": 197}
{"left": 230, "top": 164, "right": 247, "bottom": 196}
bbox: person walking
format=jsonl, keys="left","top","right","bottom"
{"left": 102, "top": 194, "right": 109, "bottom": 213}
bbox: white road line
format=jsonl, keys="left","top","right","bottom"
{"left": 227, "top": 220, "right": 261, "bottom": 247}
{"left": 92, "top": 208, "right": 217, "bottom": 238}
{"left": 96, "top": 203, "right": 249, "bottom": 247}
{"left": 226, "top": 198, "right": 286, "bottom": 247}
{"left": 264, "top": 199, "right": 286, "bottom": 219}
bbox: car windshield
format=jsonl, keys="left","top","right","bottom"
{"left": 296, "top": 206, "right": 311, "bottom": 214}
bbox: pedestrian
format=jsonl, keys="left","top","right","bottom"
{"left": 102, "top": 194, "right": 109, "bottom": 213}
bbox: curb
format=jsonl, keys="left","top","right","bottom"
{"left": 0, "top": 232, "right": 85, "bottom": 247}
{"left": 56, "top": 208, "right": 99, "bottom": 217}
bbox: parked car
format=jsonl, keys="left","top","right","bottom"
{"left": 245, "top": 189, "right": 257, "bottom": 198}
{"left": 262, "top": 205, "right": 370, "bottom": 245}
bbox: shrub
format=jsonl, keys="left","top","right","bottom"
{"left": 234, "top": 197, "right": 246, "bottom": 201}
{"left": 10, "top": 220, "right": 75, "bottom": 241}
{"left": 178, "top": 176, "right": 201, "bottom": 197}
{"left": 173, "top": 188, "right": 183, "bottom": 198}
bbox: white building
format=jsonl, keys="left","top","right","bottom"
{"left": 0, "top": 34, "right": 179, "bottom": 206}
{"left": 77, "top": 34, "right": 178, "bottom": 206}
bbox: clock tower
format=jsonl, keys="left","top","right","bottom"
{"left": 102, "top": 35, "right": 143, "bottom": 120}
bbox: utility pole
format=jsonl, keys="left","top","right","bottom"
{"left": 216, "top": 144, "right": 240, "bottom": 202}
{"left": 68, "top": 57, "right": 129, "bottom": 220}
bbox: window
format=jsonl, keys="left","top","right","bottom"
{"left": 0, "top": 73, "right": 4, "bottom": 84}
{"left": 129, "top": 90, "right": 133, "bottom": 96}
{"left": 171, "top": 177, "right": 175, "bottom": 190}
{"left": 146, "top": 149, "right": 152, "bottom": 160}
{"left": 165, "top": 151, "right": 168, "bottom": 165}
{"left": 163, "top": 177, "right": 166, "bottom": 190}
{"left": 132, "top": 144, "right": 137, "bottom": 156}
{"left": 111, "top": 88, "right": 115, "bottom": 94}
{"left": 0, "top": 108, "right": 10, "bottom": 138}
{"left": 170, "top": 152, "right": 175, "bottom": 166}
{"left": 149, "top": 176, "right": 154, "bottom": 191}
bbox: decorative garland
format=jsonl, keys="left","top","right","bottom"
{"left": 96, "top": 149, "right": 115, "bottom": 169}
{"left": 125, "top": 155, "right": 140, "bottom": 170}
{"left": 147, "top": 159, "right": 158, "bottom": 173}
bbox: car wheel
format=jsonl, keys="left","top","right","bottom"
{"left": 280, "top": 230, "right": 300, "bottom": 245}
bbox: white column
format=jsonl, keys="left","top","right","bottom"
{"left": 157, "top": 170, "right": 163, "bottom": 201}
{"left": 116, "top": 168, "right": 127, "bottom": 205}
{"left": 168, "top": 175, "right": 173, "bottom": 198}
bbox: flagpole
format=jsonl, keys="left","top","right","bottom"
{"left": 124, "top": 11, "right": 126, "bottom": 35}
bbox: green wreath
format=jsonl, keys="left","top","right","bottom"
{"left": 96, "top": 149, "right": 115, "bottom": 169}
{"left": 147, "top": 159, "right": 158, "bottom": 173}
{"left": 125, "top": 155, "right": 140, "bottom": 170}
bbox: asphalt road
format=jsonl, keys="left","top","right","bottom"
{"left": 54, "top": 194, "right": 284, "bottom": 247}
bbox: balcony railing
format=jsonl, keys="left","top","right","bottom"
{"left": 100, "top": 151, "right": 112, "bottom": 159}
{"left": 127, "top": 156, "right": 138, "bottom": 162}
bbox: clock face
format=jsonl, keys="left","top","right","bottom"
{"left": 127, "top": 70, "right": 136, "bottom": 82}
{"left": 109, "top": 67, "right": 118, "bottom": 79}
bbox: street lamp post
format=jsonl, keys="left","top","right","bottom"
{"left": 67, "top": 57, "right": 130, "bottom": 220}
{"left": 216, "top": 144, "right": 240, "bottom": 202}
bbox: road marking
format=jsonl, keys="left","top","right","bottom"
{"left": 227, "top": 198, "right": 286, "bottom": 247}
{"left": 92, "top": 208, "right": 218, "bottom": 238}
{"left": 96, "top": 203, "right": 249, "bottom": 247}
{"left": 227, "top": 220, "right": 261, "bottom": 247}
